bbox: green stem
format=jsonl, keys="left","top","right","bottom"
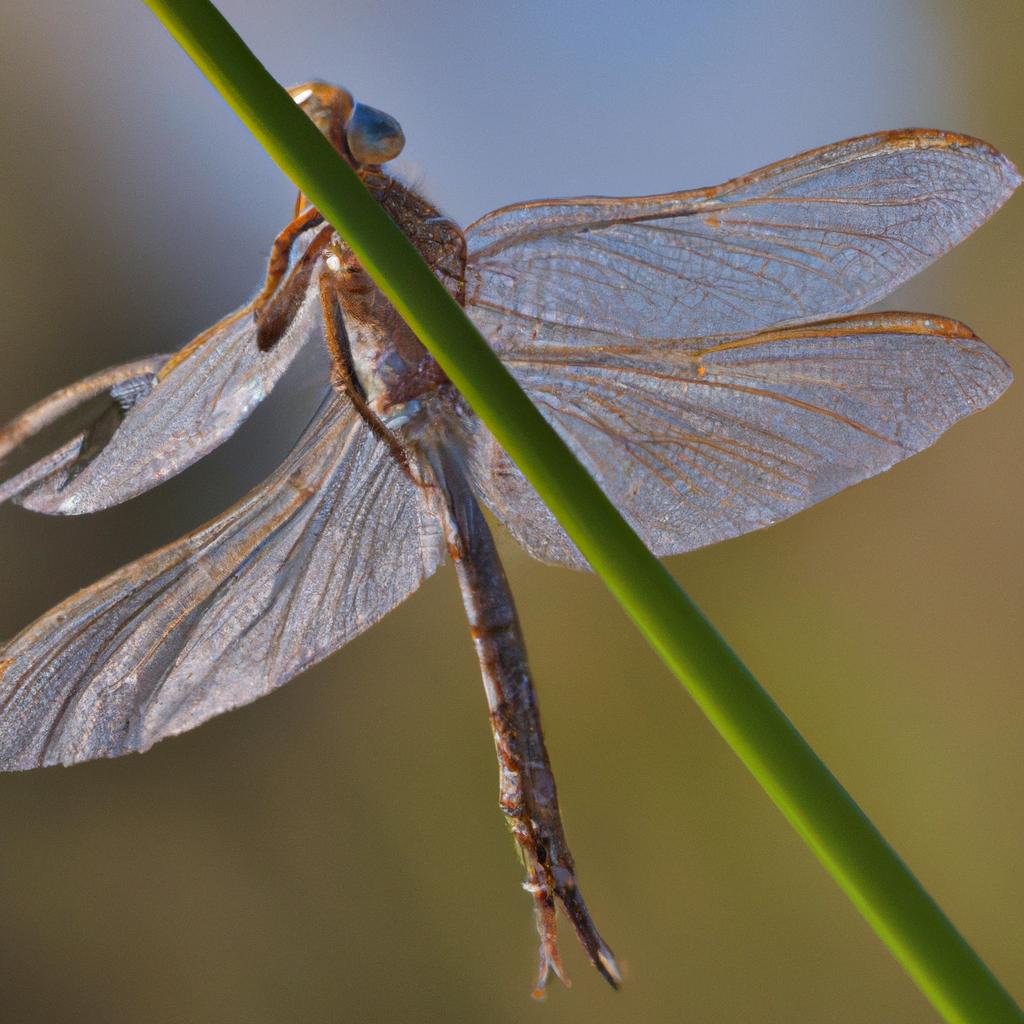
{"left": 141, "top": 2, "right": 1021, "bottom": 1021}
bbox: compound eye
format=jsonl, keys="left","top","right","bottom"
{"left": 289, "top": 82, "right": 354, "bottom": 139}
{"left": 345, "top": 103, "right": 405, "bottom": 165}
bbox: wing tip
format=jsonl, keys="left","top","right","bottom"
{"left": 889, "top": 127, "right": 1020, "bottom": 197}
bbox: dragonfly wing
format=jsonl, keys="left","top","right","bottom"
{"left": 466, "top": 130, "right": 1020, "bottom": 344}
{"left": 7, "top": 226, "right": 327, "bottom": 516}
{"left": 467, "top": 436, "right": 588, "bottom": 569}
{"left": 0, "top": 393, "right": 444, "bottom": 770}
{"left": 468, "top": 313, "right": 1011, "bottom": 565}
{"left": 0, "top": 356, "right": 168, "bottom": 506}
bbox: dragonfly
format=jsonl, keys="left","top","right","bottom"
{"left": 0, "top": 81, "right": 1018, "bottom": 996}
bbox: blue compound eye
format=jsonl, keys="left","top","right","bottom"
{"left": 345, "top": 103, "right": 405, "bottom": 165}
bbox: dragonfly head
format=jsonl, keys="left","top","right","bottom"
{"left": 290, "top": 81, "right": 405, "bottom": 167}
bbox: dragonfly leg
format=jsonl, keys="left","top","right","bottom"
{"left": 159, "top": 210, "right": 327, "bottom": 374}
{"left": 255, "top": 223, "right": 335, "bottom": 352}
{"left": 252, "top": 205, "right": 325, "bottom": 313}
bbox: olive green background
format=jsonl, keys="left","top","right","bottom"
{"left": 0, "top": 2, "right": 1021, "bottom": 1021}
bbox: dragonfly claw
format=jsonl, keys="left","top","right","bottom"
{"left": 529, "top": 883, "right": 570, "bottom": 1000}
{"left": 555, "top": 883, "right": 623, "bottom": 990}
{"left": 521, "top": 839, "right": 621, "bottom": 996}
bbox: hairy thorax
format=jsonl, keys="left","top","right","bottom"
{"left": 326, "top": 170, "right": 467, "bottom": 432}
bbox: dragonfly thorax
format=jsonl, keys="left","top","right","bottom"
{"left": 326, "top": 246, "right": 448, "bottom": 430}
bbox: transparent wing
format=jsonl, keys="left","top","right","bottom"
{"left": 0, "top": 356, "right": 168, "bottom": 506}
{"left": 0, "top": 393, "right": 444, "bottom": 770}
{"left": 4, "top": 227, "right": 327, "bottom": 516}
{"left": 469, "top": 313, "right": 1012, "bottom": 566}
{"left": 466, "top": 130, "right": 1020, "bottom": 345}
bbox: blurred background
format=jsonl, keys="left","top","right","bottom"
{"left": 0, "top": 1, "right": 1021, "bottom": 1021}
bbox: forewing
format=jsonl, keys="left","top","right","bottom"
{"left": 0, "top": 394, "right": 444, "bottom": 770}
{"left": 0, "top": 356, "right": 167, "bottom": 506}
{"left": 470, "top": 313, "right": 1012, "bottom": 565}
{"left": 7, "top": 227, "right": 326, "bottom": 516}
{"left": 466, "top": 130, "right": 1020, "bottom": 345}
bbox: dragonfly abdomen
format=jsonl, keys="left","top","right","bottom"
{"left": 425, "top": 441, "right": 621, "bottom": 995}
